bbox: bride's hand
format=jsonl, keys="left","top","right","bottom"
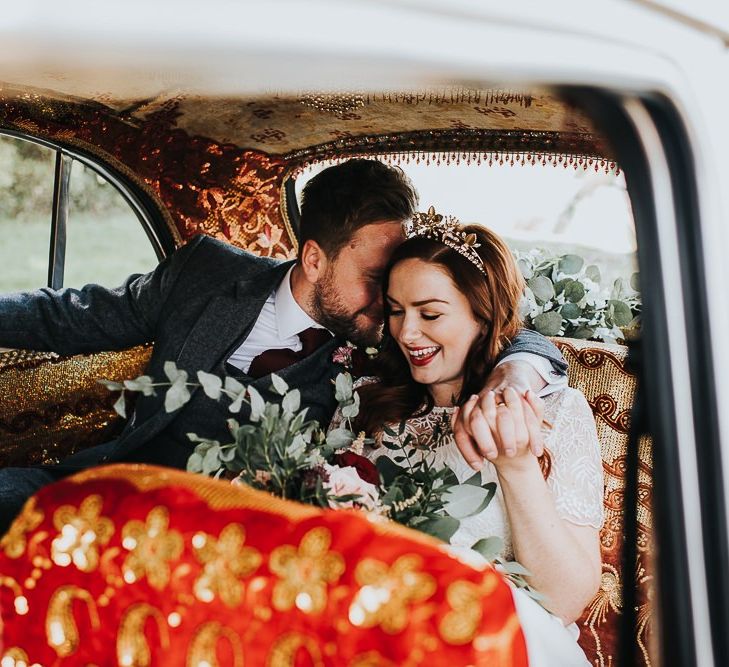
{"left": 452, "top": 387, "right": 544, "bottom": 468}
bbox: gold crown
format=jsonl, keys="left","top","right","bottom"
{"left": 405, "top": 206, "right": 485, "bottom": 274}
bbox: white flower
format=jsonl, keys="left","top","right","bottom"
{"left": 323, "top": 464, "right": 380, "bottom": 511}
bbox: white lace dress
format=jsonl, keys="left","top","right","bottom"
{"left": 332, "top": 380, "right": 604, "bottom": 666}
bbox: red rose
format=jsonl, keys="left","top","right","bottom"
{"left": 333, "top": 451, "right": 380, "bottom": 486}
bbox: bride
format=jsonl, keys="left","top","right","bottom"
{"left": 334, "top": 209, "right": 604, "bottom": 666}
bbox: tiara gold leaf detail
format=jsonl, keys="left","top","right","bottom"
{"left": 405, "top": 206, "right": 486, "bottom": 274}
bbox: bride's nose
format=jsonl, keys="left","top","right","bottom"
{"left": 398, "top": 312, "right": 422, "bottom": 344}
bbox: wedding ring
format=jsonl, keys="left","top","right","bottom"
{"left": 496, "top": 402, "right": 508, "bottom": 408}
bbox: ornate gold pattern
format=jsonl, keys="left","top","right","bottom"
{"left": 0, "top": 345, "right": 152, "bottom": 466}
{"left": 51, "top": 494, "right": 114, "bottom": 571}
{"left": 117, "top": 603, "right": 170, "bottom": 667}
{"left": 269, "top": 526, "right": 345, "bottom": 614}
{"left": 192, "top": 523, "right": 262, "bottom": 607}
{"left": 121, "top": 506, "right": 183, "bottom": 589}
{"left": 46, "top": 585, "right": 100, "bottom": 658}
{"left": 186, "top": 621, "right": 244, "bottom": 667}
{"left": 1, "top": 495, "right": 44, "bottom": 559}
{"left": 349, "top": 555, "right": 436, "bottom": 634}
{"left": 438, "top": 578, "right": 498, "bottom": 645}
{"left": 267, "top": 632, "right": 324, "bottom": 667}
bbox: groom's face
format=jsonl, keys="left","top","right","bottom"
{"left": 311, "top": 220, "right": 405, "bottom": 347}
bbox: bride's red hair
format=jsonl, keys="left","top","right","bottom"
{"left": 355, "top": 224, "right": 551, "bottom": 477}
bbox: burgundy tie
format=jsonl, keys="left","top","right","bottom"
{"left": 248, "top": 327, "right": 333, "bottom": 378}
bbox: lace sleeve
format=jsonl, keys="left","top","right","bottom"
{"left": 544, "top": 388, "right": 605, "bottom": 529}
{"left": 326, "top": 376, "right": 380, "bottom": 432}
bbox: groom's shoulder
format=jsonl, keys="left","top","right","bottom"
{"left": 181, "top": 234, "right": 285, "bottom": 272}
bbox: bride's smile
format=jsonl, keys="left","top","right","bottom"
{"left": 386, "top": 257, "right": 483, "bottom": 406}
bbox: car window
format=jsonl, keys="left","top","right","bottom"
{"left": 0, "top": 132, "right": 158, "bottom": 293}
{"left": 63, "top": 162, "right": 158, "bottom": 289}
{"left": 0, "top": 134, "right": 54, "bottom": 292}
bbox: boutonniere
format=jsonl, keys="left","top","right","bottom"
{"left": 332, "top": 343, "right": 379, "bottom": 374}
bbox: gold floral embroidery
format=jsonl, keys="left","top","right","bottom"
{"left": 269, "top": 526, "right": 344, "bottom": 614}
{"left": 349, "top": 555, "right": 436, "bottom": 634}
{"left": 0, "top": 496, "right": 44, "bottom": 559}
{"left": 46, "top": 585, "right": 100, "bottom": 658}
{"left": 1, "top": 647, "right": 30, "bottom": 666}
{"left": 267, "top": 632, "right": 324, "bottom": 667}
{"left": 51, "top": 494, "right": 114, "bottom": 571}
{"left": 117, "top": 603, "right": 169, "bottom": 667}
{"left": 192, "top": 524, "right": 262, "bottom": 606}
{"left": 438, "top": 577, "right": 498, "bottom": 645}
{"left": 121, "top": 506, "right": 183, "bottom": 590}
{"left": 186, "top": 621, "right": 244, "bottom": 667}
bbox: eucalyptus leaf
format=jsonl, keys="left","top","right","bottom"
{"left": 163, "top": 361, "right": 185, "bottom": 383}
{"left": 340, "top": 392, "right": 361, "bottom": 420}
{"left": 517, "top": 258, "right": 533, "bottom": 280}
{"left": 270, "top": 373, "right": 289, "bottom": 396}
{"left": 288, "top": 433, "right": 307, "bottom": 458}
{"left": 282, "top": 389, "right": 301, "bottom": 415}
{"left": 186, "top": 452, "right": 204, "bottom": 473}
{"left": 165, "top": 378, "right": 191, "bottom": 412}
{"left": 123, "top": 375, "right": 156, "bottom": 396}
{"left": 334, "top": 372, "right": 353, "bottom": 403}
{"left": 500, "top": 560, "right": 532, "bottom": 576}
{"left": 586, "top": 264, "right": 601, "bottom": 283}
{"left": 112, "top": 392, "right": 127, "bottom": 418}
{"left": 572, "top": 326, "right": 595, "bottom": 339}
{"left": 558, "top": 254, "right": 584, "bottom": 274}
{"left": 564, "top": 281, "right": 585, "bottom": 303}
{"left": 560, "top": 302, "right": 582, "bottom": 320}
{"left": 471, "top": 536, "right": 504, "bottom": 561}
{"left": 228, "top": 388, "right": 247, "bottom": 414}
{"left": 247, "top": 385, "right": 265, "bottom": 421}
{"left": 608, "top": 299, "right": 633, "bottom": 326}
{"left": 417, "top": 517, "right": 460, "bottom": 542}
{"left": 219, "top": 446, "right": 237, "bottom": 463}
{"left": 326, "top": 427, "right": 353, "bottom": 449}
{"left": 224, "top": 376, "right": 245, "bottom": 394}
{"left": 533, "top": 311, "right": 562, "bottom": 336}
{"left": 528, "top": 275, "right": 554, "bottom": 303}
{"left": 202, "top": 445, "right": 222, "bottom": 475}
{"left": 197, "top": 370, "right": 222, "bottom": 399}
{"left": 98, "top": 379, "right": 124, "bottom": 391}
{"left": 630, "top": 272, "right": 640, "bottom": 292}
{"left": 463, "top": 470, "right": 483, "bottom": 486}
{"left": 443, "top": 484, "right": 493, "bottom": 519}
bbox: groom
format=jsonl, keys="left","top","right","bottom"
{"left": 0, "top": 159, "right": 565, "bottom": 531}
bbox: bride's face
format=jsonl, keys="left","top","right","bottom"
{"left": 386, "top": 258, "right": 483, "bottom": 406}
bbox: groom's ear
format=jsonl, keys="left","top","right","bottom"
{"left": 299, "top": 239, "right": 328, "bottom": 283}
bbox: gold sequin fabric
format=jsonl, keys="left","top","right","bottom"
{"left": 0, "top": 464, "right": 528, "bottom": 665}
{"left": 554, "top": 337, "right": 654, "bottom": 667}
{"left": 0, "top": 345, "right": 152, "bottom": 466}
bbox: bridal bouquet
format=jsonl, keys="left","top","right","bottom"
{"left": 102, "top": 365, "right": 539, "bottom": 597}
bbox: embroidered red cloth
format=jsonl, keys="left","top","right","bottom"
{"left": 0, "top": 464, "right": 528, "bottom": 666}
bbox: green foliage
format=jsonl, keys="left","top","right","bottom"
{"left": 517, "top": 248, "right": 641, "bottom": 343}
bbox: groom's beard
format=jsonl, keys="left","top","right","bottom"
{"left": 311, "top": 274, "right": 383, "bottom": 348}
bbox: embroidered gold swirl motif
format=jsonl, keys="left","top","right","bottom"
{"left": 269, "top": 527, "right": 344, "bottom": 614}
{"left": 192, "top": 524, "right": 262, "bottom": 607}
{"left": 117, "top": 603, "right": 170, "bottom": 667}
{"left": 1, "top": 496, "right": 44, "bottom": 559}
{"left": 186, "top": 621, "right": 244, "bottom": 667}
{"left": 121, "top": 506, "right": 183, "bottom": 589}
{"left": 349, "top": 555, "right": 436, "bottom": 634}
{"left": 438, "top": 579, "right": 495, "bottom": 645}
{"left": 51, "top": 494, "right": 114, "bottom": 571}
{"left": 1, "top": 647, "right": 30, "bottom": 666}
{"left": 267, "top": 632, "right": 323, "bottom": 667}
{"left": 46, "top": 585, "right": 100, "bottom": 657}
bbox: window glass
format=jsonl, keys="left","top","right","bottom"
{"left": 0, "top": 134, "right": 54, "bottom": 292}
{"left": 63, "top": 162, "right": 158, "bottom": 288}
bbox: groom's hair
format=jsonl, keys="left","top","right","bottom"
{"left": 298, "top": 159, "right": 418, "bottom": 259}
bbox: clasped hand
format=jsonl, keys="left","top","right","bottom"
{"left": 452, "top": 363, "right": 546, "bottom": 471}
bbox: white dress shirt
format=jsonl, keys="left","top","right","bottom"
{"left": 227, "top": 266, "right": 567, "bottom": 394}
{"left": 226, "top": 266, "right": 327, "bottom": 374}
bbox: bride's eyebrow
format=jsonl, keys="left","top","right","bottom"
{"left": 412, "top": 299, "right": 449, "bottom": 306}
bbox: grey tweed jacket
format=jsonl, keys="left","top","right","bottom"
{"left": 0, "top": 235, "right": 565, "bottom": 468}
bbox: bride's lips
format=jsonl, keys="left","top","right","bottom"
{"left": 407, "top": 345, "right": 441, "bottom": 367}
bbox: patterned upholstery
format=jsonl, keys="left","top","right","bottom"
{"left": 554, "top": 338, "right": 654, "bottom": 666}
{"left": 0, "top": 338, "right": 654, "bottom": 664}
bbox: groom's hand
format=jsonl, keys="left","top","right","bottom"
{"left": 452, "top": 361, "right": 547, "bottom": 470}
